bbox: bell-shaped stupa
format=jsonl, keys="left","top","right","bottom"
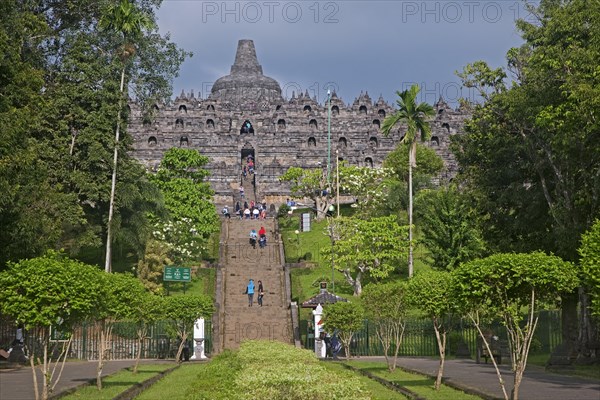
{"left": 210, "top": 39, "right": 283, "bottom": 104}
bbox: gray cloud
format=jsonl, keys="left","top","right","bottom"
{"left": 157, "top": 0, "right": 533, "bottom": 106}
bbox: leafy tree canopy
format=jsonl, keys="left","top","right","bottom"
{"left": 415, "top": 186, "right": 486, "bottom": 270}
{"left": 454, "top": 0, "right": 600, "bottom": 261}
{"left": 0, "top": 251, "right": 104, "bottom": 330}
{"left": 579, "top": 219, "right": 600, "bottom": 317}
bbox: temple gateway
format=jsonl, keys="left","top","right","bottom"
{"left": 128, "top": 40, "right": 468, "bottom": 206}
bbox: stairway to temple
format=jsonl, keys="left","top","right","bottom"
{"left": 216, "top": 217, "right": 293, "bottom": 350}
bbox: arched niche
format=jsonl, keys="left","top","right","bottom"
{"left": 365, "top": 157, "right": 373, "bottom": 168}
{"left": 309, "top": 119, "right": 318, "bottom": 130}
{"left": 359, "top": 105, "right": 368, "bottom": 114}
{"left": 207, "top": 104, "right": 215, "bottom": 111}
{"left": 308, "top": 137, "right": 317, "bottom": 147}
{"left": 369, "top": 137, "right": 378, "bottom": 148}
{"left": 148, "top": 136, "right": 157, "bottom": 146}
{"left": 206, "top": 119, "right": 215, "bottom": 129}
{"left": 180, "top": 136, "right": 189, "bottom": 147}
{"left": 175, "top": 118, "right": 184, "bottom": 129}
{"left": 431, "top": 136, "right": 440, "bottom": 146}
{"left": 304, "top": 105, "right": 312, "bottom": 113}
{"left": 442, "top": 122, "right": 450, "bottom": 133}
{"left": 240, "top": 120, "right": 254, "bottom": 134}
{"left": 338, "top": 137, "right": 347, "bottom": 148}
{"left": 278, "top": 119, "right": 286, "bottom": 130}
{"left": 372, "top": 119, "right": 380, "bottom": 129}
{"left": 178, "top": 104, "right": 187, "bottom": 113}
{"left": 378, "top": 109, "right": 386, "bottom": 118}
{"left": 331, "top": 105, "right": 340, "bottom": 115}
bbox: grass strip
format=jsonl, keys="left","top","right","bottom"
{"left": 340, "top": 362, "right": 425, "bottom": 399}
{"left": 58, "top": 364, "right": 174, "bottom": 400}
{"left": 348, "top": 361, "right": 484, "bottom": 400}
{"left": 321, "top": 361, "right": 410, "bottom": 399}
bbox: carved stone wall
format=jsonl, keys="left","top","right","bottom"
{"left": 128, "top": 40, "right": 468, "bottom": 203}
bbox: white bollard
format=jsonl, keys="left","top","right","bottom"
{"left": 190, "top": 317, "right": 207, "bottom": 360}
{"left": 313, "top": 304, "right": 327, "bottom": 358}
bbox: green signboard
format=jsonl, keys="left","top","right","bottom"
{"left": 163, "top": 266, "right": 192, "bottom": 282}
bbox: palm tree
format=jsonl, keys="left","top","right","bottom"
{"left": 100, "top": 0, "right": 152, "bottom": 273}
{"left": 381, "top": 85, "right": 434, "bottom": 277}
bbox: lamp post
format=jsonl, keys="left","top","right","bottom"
{"left": 327, "top": 204, "right": 336, "bottom": 294}
{"left": 327, "top": 89, "right": 331, "bottom": 189}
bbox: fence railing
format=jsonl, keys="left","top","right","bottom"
{"left": 301, "top": 310, "right": 562, "bottom": 358}
{"left": 0, "top": 317, "right": 212, "bottom": 361}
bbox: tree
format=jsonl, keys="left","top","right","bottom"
{"left": 93, "top": 272, "right": 151, "bottom": 390}
{"left": 337, "top": 164, "right": 393, "bottom": 217}
{"left": 0, "top": 251, "right": 104, "bottom": 400}
{"left": 100, "top": 0, "right": 153, "bottom": 273}
{"left": 454, "top": 0, "right": 600, "bottom": 361}
{"left": 381, "top": 85, "right": 435, "bottom": 277}
{"left": 383, "top": 142, "right": 444, "bottom": 186}
{"left": 408, "top": 271, "right": 456, "bottom": 389}
{"left": 322, "top": 301, "right": 364, "bottom": 360}
{"left": 580, "top": 219, "right": 600, "bottom": 317}
{"left": 0, "top": 0, "right": 188, "bottom": 270}
{"left": 279, "top": 167, "right": 331, "bottom": 220}
{"left": 578, "top": 219, "right": 600, "bottom": 362}
{"left": 162, "top": 295, "right": 214, "bottom": 363}
{"left": 149, "top": 148, "right": 219, "bottom": 263}
{"left": 131, "top": 292, "right": 163, "bottom": 373}
{"left": 452, "top": 252, "right": 579, "bottom": 400}
{"left": 415, "top": 186, "right": 486, "bottom": 270}
{"left": 136, "top": 239, "right": 172, "bottom": 293}
{"left": 322, "top": 216, "right": 408, "bottom": 296}
{"left": 362, "top": 282, "right": 410, "bottom": 371}
{"left": 0, "top": 0, "right": 88, "bottom": 267}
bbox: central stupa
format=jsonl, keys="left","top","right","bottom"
{"left": 210, "top": 39, "right": 283, "bottom": 104}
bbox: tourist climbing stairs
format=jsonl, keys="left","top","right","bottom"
{"left": 217, "top": 217, "right": 293, "bottom": 350}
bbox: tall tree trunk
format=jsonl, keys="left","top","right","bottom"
{"left": 105, "top": 66, "right": 126, "bottom": 273}
{"left": 433, "top": 322, "right": 446, "bottom": 390}
{"left": 408, "top": 142, "right": 415, "bottom": 277}
{"left": 134, "top": 327, "right": 144, "bottom": 374}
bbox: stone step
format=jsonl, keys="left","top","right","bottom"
{"left": 218, "top": 217, "right": 292, "bottom": 350}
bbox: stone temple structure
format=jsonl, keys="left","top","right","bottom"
{"left": 128, "top": 39, "right": 468, "bottom": 205}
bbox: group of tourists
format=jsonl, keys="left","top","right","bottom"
{"left": 249, "top": 226, "right": 268, "bottom": 249}
{"left": 244, "top": 278, "right": 265, "bottom": 307}
{"left": 238, "top": 200, "right": 268, "bottom": 220}
{"left": 241, "top": 154, "right": 255, "bottom": 179}
{"left": 222, "top": 200, "right": 268, "bottom": 220}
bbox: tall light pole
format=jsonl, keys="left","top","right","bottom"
{"left": 327, "top": 205, "right": 335, "bottom": 294}
{"left": 327, "top": 90, "right": 334, "bottom": 293}
{"left": 327, "top": 89, "right": 331, "bottom": 189}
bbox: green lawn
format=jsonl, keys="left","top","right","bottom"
{"left": 61, "top": 364, "right": 174, "bottom": 400}
{"left": 348, "top": 361, "right": 483, "bottom": 400}
{"left": 136, "top": 363, "right": 207, "bottom": 400}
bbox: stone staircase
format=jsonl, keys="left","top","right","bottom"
{"left": 216, "top": 218, "right": 293, "bottom": 350}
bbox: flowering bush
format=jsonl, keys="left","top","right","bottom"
{"left": 152, "top": 217, "right": 205, "bottom": 263}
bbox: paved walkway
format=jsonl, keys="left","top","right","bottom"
{"left": 363, "top": 356, "right": 600, "bottom": 400}
{"left": 0, "top": 359, "right": 174, "bottom": 400}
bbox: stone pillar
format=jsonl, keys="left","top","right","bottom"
{"left": 313, "top": 304, "right": 326, "bottom": 358}
{"left": 190, "top": 317, "right": 207, "bottom": 360}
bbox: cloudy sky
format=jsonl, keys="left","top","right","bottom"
{"left": 156, "top": 0, "right": 536, "bottom": 107}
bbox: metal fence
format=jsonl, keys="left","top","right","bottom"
{"left": 0, "top": 316, "right": 212, "bottom": 361}
{"left": 301, "top": 310, "right": 562, "bottom": 358}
